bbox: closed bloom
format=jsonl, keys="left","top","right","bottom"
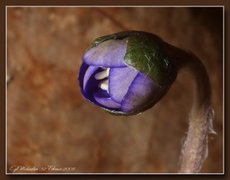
{"left": 78, "top": 31, "right": 178, "bottom": 115}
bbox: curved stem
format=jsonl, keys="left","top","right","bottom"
{"left": 179, "top": 54, "right": 214, "bottom": 173}
{"left": 165, "top": 45, "right": 215, "bottom": 173}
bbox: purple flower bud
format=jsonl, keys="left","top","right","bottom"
{"left": 78, "top": 31, "right": 177, "bottom": 115}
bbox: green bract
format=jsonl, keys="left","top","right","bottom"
{"left": 124, "top": 35, "right": 170, "bottom": 85}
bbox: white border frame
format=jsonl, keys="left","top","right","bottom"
{"left": 5, "top": 5, "right": 225, "bottom": 175}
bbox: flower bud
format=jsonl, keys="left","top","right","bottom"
{"left": 78, "top": 31, "right": 178, "bottom": 115}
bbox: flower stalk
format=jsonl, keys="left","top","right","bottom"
{"left": 163, "top": 44, "right": 216, "bottom": 173}
{"left": 179, "top": 55, "right": 215, "bottom": 173}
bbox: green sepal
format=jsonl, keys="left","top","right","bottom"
{"left": 88, "top": 31, "right": 145, "bottom": 49}
{"left": 88, "top": 32, "right": 128, "bottom": 49}
{"left": 124, "top": 35, "right": 171, "bottom": 85}
{"left": 103, "top": 108, "right": 129, "bottom": 116}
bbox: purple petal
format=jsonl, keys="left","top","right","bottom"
{"left": 79, "top": 65, "right": 102, "bottom": 103}
{"left": 83, "top": 40, "right": 127, "bottom": 67}
{"left": 109, "top": 67, "right": 138, "bottom": 103}
{"left": 94, "top": 90, "right": 121, "bottom": 109}
{"left": 121, "top": 73, "right": 161, "bottom": 113}
{"left": 78, "top": 62, "right": 89, "bottom": 88}
{"left": 83, "top": 66, "right": 99, "bottom": 91}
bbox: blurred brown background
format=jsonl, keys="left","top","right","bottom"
{"left": 7, "top": 7, "right": 223, "bottom": 173}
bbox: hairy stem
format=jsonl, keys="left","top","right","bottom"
{"left": 165, "top": 45, "right": 215, "bottom": 173}
{"left": 179, "top": 54, "right": 214, "bottom": 173}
